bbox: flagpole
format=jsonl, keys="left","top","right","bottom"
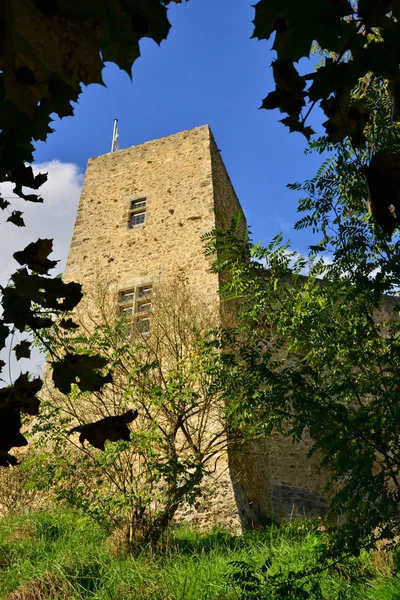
{"left": 111, "top": 118, "right": 118, "bottom": 152}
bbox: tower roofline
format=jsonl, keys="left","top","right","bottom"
{"left": 89, "top": 124, "right": 212, "bottom": 163}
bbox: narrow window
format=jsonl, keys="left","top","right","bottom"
{"left": 137, "top": 301, "right": 152, "bottom": 313}
{"left": 118, "top": 285, "right": 152, "bottom": 336}
{"left": 131, "top": 199, "right": 146, "bottom": 210}
{"left": 129, "top": 198, "right": 146, "bottom": 228}
{"left": 121, "top": 292, "right": 134, "bottom": 304}
{"left": 138, "top": 285, "right": 152, "bottom": 298}
{"left": 137, "top": 318, "right": 151, "bottom": 334}
{"left": 119, "top": 289, "right": 135, "bottom": 318}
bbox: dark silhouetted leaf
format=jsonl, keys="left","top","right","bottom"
{"left": 365, "top": 150, "right": 400, "bottom": 234}
{"left": 280, "top": 115, "right": 315, "bottom": 139}
{"left": 52, "top": 353, "right": 112, "bottom": 394}
{"left": 14, "top": 239, "right": 58, "bottom": 274}
{"left": 253, "top": 0, "right": 350, "bottom": 62}
{"left": 2, "top": 269, "right": 83, "bottom": 331}
{"left": 0, "top": 407, "right": 28, "bottom": 457}
{"left": 261, "top": 61, "right": 306, "bottom": 117}
{"left": 321, "top": 93, "right": 372, "bottom": 146}
{"left": 0, "top": 322, "right": 9, "bottom": 348}
{"left": 7, "top": 211, "right": 25, "bottom": 227}
{"left": 0, "top": 452, "right": 19, "bottom": 467}
{"left": 13, "top": 340, "right": 31, "bottom": 360}
{"left": 59, "top": 318, "right": 79, "bottom": 330}
{"left": 69, "top": 409, "right": 138, "bottom": 450}
{"left": 0, "top": 373, "right": 42, "bottom": 415}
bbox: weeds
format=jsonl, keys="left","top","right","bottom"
{"left": 0, "top": 507, "right": 399, "bottom": 599}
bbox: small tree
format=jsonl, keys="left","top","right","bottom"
{"left": 27, "top": 276, "right": 234, "bottom": 548}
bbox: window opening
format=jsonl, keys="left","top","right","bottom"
{"left": 129, "top": 197, "right": 147, "bottom": 228}
{"left": 131, "top": 199, "right": 146, "bottom": 210}
{"left": 138, "top": 285, "right": 152, "bottom": 298}
{"left": 137, "top": 302, "right": 152, "bottom": 313}
{"left": 129, "top": 211, "right": 145, "bottom": 227}
{"left": 137, "top": 318, "right": 151, "bottom": 334}
{"left": 118, "top": 284, "right": 153, "bottom": 335}
{"left": 121, "top": 292, "right": 134, "bottom": 304}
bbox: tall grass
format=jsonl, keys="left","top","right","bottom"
{"left": 0, "top": 507, "right": 399, "bottom": 599}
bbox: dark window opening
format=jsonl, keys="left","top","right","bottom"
{"left": 129, "top": 198, "right": 147, "bottom": 228}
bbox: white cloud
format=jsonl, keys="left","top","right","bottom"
{"left": 0, "top": 160, "right": 83, "bottom": 382}
{"left": 0, "top": 160, "right": 83, "bottom": 287}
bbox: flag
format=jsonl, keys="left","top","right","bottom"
{"left": 114, "top": 124, "right": 119, "bottom": 150}
{"left": 111, "top": 119, "right": 120, "bottom": 152}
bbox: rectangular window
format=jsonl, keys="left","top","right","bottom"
{"left": 138, "top": 285, "right": 152, "bottom": 298}
{"left": 121, "top": 292, "right": 134, "bottom": 304}
{"left": 137, "top": 302, "right": 152, "bottom": 313}
{"left": 131, "top": 199, "right": 146, "bottom": 210}
{"left": 129, "top": 211, "right": 145, "bottom": 227}
{"left": 118, "top": 284, "right": 153, "bottom": 336}
{"left": 128, "top": 198, "right": 147, "bottom": 228}
{"left": 137, "top": 318, "right": 151, "bottom": 334}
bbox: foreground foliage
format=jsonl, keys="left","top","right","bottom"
{"left": 205, "top": 76, "right": 400, "bottom": 558}
{"left": 27, "top": 278, "right": 235, "bottom": 549}
{"left": 0, "top": 507, "right": 399, "bottom": 600}
{"left": 0, "top": 0, "right": 181, "bottom": 462}
{"left": 255, "top": 0, "right": 400, "bottom": 144}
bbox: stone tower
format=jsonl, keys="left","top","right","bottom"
{"left": 64, "top": 125, "right": 245, "bottom": 530}
{"left": 64, "top": 124, "right": 328, "bottom": 529}
{"left": 65, "top": 125, "right": 242, "bottom": 303}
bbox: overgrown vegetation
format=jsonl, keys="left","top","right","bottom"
{"left": 24, "top": 277, "right": 242, "bottom": 549}
{"left": 0, "top": 506, "right": 399, "bottom": 600}
{"left": 206, "top": 75, "right": 400, "bottom": 561}
{"left": 0, "top": 0, "right": 182, "bottom": 464}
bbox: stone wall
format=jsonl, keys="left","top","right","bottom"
{"left": 65, "top": 125, "right": 220, "bottom": 302}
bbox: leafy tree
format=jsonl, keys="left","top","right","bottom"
{"left": 254, "top": 0, "right": 400, "bottom": 144}
{"left": 26, "top": 276, "right": 240, "bottom": 549}
{"left": 206, "top": 76, "right": 400, "bottom": 558}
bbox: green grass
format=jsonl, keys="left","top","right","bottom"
{"left": 0, "top": 507, "right": 399, "bottom": 599}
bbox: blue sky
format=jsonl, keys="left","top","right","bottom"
{"left": 33, "top": 0, "right": 325, "bottom": 253}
